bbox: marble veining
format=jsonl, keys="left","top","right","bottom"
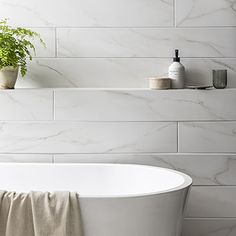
{"left": 34, "top": 61, "right": 78, "bottom": 87}
{"left": 15, "top": 58, "right": 236, "bottom": 88}
{"left": 0, "top": 0, "right": 53, "bottom": 26}
{"left": 183, "top": 219, "right": 236, "bottom": 236}
{"left": 183, "top": 58, "right": 236, "bottom": 88}
{"left": 57, "top": 28, "right": 236, "bottom": 58}
{"left": 186, "top": 187, "right": 236, "bottom": 217}
{"left": 54, "top": 154, "right": 236, "bottom": 185}
{"left": 0, "top": 122, "right": 177, "bottom": 153}
{"left": 176, "top": 0, "right": 236, "bottom": 27}
{"left": 0, "top": 89, "right": 235, "bottom": 232}
{"left": 28, "top": 28, "right": 55, "bottom": 57}
{"left": 179, "top": 122, "right": 236, "bottom": 153}
{"left": 16, "top": 58, "right": 169, "bottom": 88}
{"left": 55, "top": 89, "right": 236, "bottom": 121}
{"left": 0, "top": 154, "right": 52, "bottom": 163}
{"left": 0, "top": 90, "right": 53, "bottom": 120}
{"left": 0, "top": 0, "right": 236, "bottom": 231}
{"left": 0, "top": 0, "right": 173, "bottom": 27}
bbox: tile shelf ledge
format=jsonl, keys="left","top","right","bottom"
{"left": 0, "top": 87, "right": 235, "bottom": 122}
{"left": 4, "top": 88, "right": 236, "bottom": 91}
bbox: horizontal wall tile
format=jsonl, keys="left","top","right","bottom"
{"left": 183, "top": 218, "right": 236, "bottom": 236}
{"left": 0, "top": 154, "right": 52, "bottom": 163}
{"left": 186, "top": 187, "right": 236, "bottom": 217}
{"left": 0, "top": 122, "right": 177, "bottom": 153}
{"left": 16, "top": 58, "right": 236, "bottom": 88}
{"left": 57, "top": 28, "right": 236, "bottom": 58}
{"left": 30, "top": 28, "right": 55, "bottom": 57}
{"left": 182, "top": 58, "right": 236, "bottom": 88}
{"left": 176, "top": 0, "right": 236, "bottom": 27}
{"left": 54, "top": 154, "right": 236, "bottom": 186}
{"left": 0, "top": 0, "right": 173, "bottom": 27}
{"left": 55, "top": 89, "right": 236, "bottom": 121}
{"left": 15, "top": 58, "right": 170, "bottom": 88}
{"left": 179, "top": 122, "right": 236, "bottom": 153}
{"left": 0, "top": 90, "right": 53, "bottom": 120}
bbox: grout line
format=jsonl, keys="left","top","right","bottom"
{"left": 185, "top": 217, "right": 236, "bottom": 220}
{"left": 30, "top": 56, "right": 236, "bottom": 59}
{"left": 177, "top": 122, "right": 179, "bottom": 152}
{"left": 53, "top": 90, "right": 56, "bottom": 120}
{"left": 25, "top": 26, "right": 236, "bottom": 29}
{"left": 192, "top": 185, "right": 236, "bottom": 187}
{"left": 52, "top": 155, "right": 55, "bottom": 163}
{"left": 55, "top": 28, "right": 58, "bottom": 57}
{"left": 0, "top": 120, "right": 236, "bottom": 123}
{"left": 45, "top": 152, "right": 236, "bottom": 155}
{"left": 173, "top": 26, "right": 236, "bottom": 29}
{"left": 1, "top": 152, "right": 236, "bottom": 155}
{"left": 3, "top": 87, "right": 233, "bottom": 89}
{"left": 173, "top": 0, "right": 176, "bottom": 27}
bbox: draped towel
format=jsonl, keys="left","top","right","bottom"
{"left": 0, "top": 191, "right": 83, "bottom": 236}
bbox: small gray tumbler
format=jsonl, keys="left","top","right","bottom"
{"left": 212, "top": 70, "right": 227, "bottom": 89}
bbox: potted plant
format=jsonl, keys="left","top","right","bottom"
{"left": 0, "top": 19, "right": 45, "bottom": 89}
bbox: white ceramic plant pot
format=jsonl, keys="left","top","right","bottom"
{"left": 0, "top": 66, "right": 19, "bottom": 89}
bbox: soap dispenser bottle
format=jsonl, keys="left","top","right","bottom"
{"left": 168, "top": 49, "right": 185, "bottom": 89}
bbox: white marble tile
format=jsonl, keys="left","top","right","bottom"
{"left": 0, "top": 122, "right": 177, "bottom": 153}
{"left": 0, "top": 154, "right": 52, "bottom": 163}
{"left": 179, "top": 122, "right": 236, "bottom": 153}
{"left": 54, "top": 154, "right": 236, "bottom": 186}
{"left": 55, "top": 89, "right": 236, "bottom": 121}
{"left": 29, "top": 28, "right": 55, "bottom": 57}
{"left": 57, "top": 28, "right": 236, "bottom": 58}
{"left": 15, "top": 58, "right": 236, "bottom": 88}
{"left": 182, "top": 58, "right": 236, "bottom": 88}
{"left": 176, "top": 0, "right": 236, "bottom": 27}
{"left": 183, "top": 219, "right": 236, "bottom": 236}
{"left": 186, "top": 187, "right": 236, "bottom": 217}
{"left": 0, "top": 90, "right": 53, "bottom": 120}
{"left": 0, "top": 0, "right": 173, "bottom": 27}
{"left": 15, "top": 58, "right": 170, "bottom": 88}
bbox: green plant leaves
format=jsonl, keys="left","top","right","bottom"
{"left": 0, "top": 19, "right": 45, "bottom": 77}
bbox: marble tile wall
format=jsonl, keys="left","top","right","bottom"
{"left": 0, "top": 88, "right": 235, "bottom": 235}
{"left": 0, "top": 0, "right": 234, "bottom": 88}
{"left": 183, "top": 219, "right": 236, "bottom": 236}
{"left": 0, "top": 121, "right": 177, "bottom": 153}
{"left": 1, "top": 0, "right": 236, "bottom": 234}
{"left": 15, "top": 58, "right": 236, "bottom": 88}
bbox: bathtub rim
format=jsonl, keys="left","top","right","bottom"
{"left": 0, "top": 163, "right": 192, "bottom": 198}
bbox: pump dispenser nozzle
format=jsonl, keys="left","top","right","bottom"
{"left": 173, "top": 49, "right": 180, "bottom": 62}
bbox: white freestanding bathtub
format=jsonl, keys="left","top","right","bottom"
{"left": 0, "top": 163, "right": 192, "bottom": 236}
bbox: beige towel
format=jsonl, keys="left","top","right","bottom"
{"left": 0, "top": 191, "right": 83, "bottom": 236}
